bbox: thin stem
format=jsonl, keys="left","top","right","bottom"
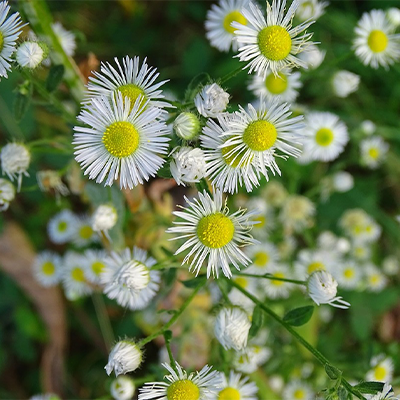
{"left": 233, "top": 272, "right": 306, "bottom": 285}
{"left": 137, "top": 280, "right": 205, "bottom": 347}
{"left": 228, "top": 279, "right": 366, "bottom": 400}
{"left": 219, "top": 65, "right": 244, "bottom": 84}
{"left": 92, "top": 292, "right": 115, "bottom": 352}
{"left": 164, "top": 334, "right": 178, "bottom": 374}
{"left": 216, "top": 280, "right": 232, "bottom": 304}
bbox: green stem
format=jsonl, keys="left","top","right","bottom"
{"left": 228, "top": 279, "right": 366, "bottom": 400}
{"left": 92, "top": 293, "right": 115, "bottom": 351}
{"left": 219, "top": 65, "right": 244, "bottom": 84}
{"left": 233, "top": 272, "right": 306, "bottom": 285}
{"left": 164, "top": 334, "right": 178, "bottom": 374}
{"left": 217, "top": 280, "right": 232, "bottom": 304}
{"left": 137, "top": 280, "right": 205, "bottom": 347}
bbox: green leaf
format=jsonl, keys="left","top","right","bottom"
{"left": 184, "top": 72, "right": 211, "bottom": 102}
{"left": 249, "top": 305, "right": 264, "bottom": 338}
{"left": 283, "top": 306, "right": 314, "bottom": 326}
{"left": 181, "top": 275, "right": 206, "bottom": 288}
{"left": 46, "top": 64, "right": 65, "bottom": 92}
{"left": 337, "top": 386, "right": 348, "bottom": 400}
{"left": 325, "top": 364, "right": 342, "bottom": 380}
{"left": 14, "top": 82, "right": 32, "bottom": 121}
{"left": 165, "top": 268, "right": 177, "bottom": 287}
{"left": 157, "top": 162, "right": 173, "bottom": 178}
{"left": 353, "top": 381, "right": 384, "bottom": 394}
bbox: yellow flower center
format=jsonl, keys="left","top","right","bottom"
{"left": 102, "top": 121, "right": 140, "bottom": 158}
{"left": 368, "top": 147, "right": 379, "bottom": 160}
{"left": 368, "top": 30, "right": 388, "bottom": 53}
{"left": 265, "top": 72, "right": 288, "bottom": 94}
{"left": 234, "top": 276, "right": 248, "bottom": 288}
{"left": 79, "top": 225, "right": 93, "bottom": 240}
{"left": 117, "top": 84, "right": 146, "bottom": 111}
{"left": 271, "top": 271, "right": 285, "bottom": 286}
{"left": 315, "top": 127, "right": 334, "bottom": 146}
{"left": 370, "top": 274, "right": 380, "bottom": 285}
{"left": 307, "top": 261, "right": 325, "bottom": 274}
{"left": 243, "top": 120, "right": 277, "bottom": 151}
{"left": 92, "top": 261, "right": 105, "bottom": 275}
{"left": 294, "top": 389, "right": 306, "bottom": 399}
{"left": 197, "top": 213, "right": 235, "bottom": 248}
{"left": 167, "top": 380, "right": 200, "bottom": 400}
{"left": 254, "top": 215, "right": 266, "bottom": 228}
{"left": 374, "top": 365, "right": 386, "bottom": 381}
{"left": 218, "top": 387, "right": 241, "bottom": 400}
{"left": 258, "top": 25, "right": 292, "bottom": 61}
{"left": 58, "top": 221, "right": 68, "bottom": 232}
{"left": 254, "top": 251, "right": 269, "bottom": 266}
{"left": 344, "top": 268, "right": 354, "bottom": 279}
{"left": 221, "top": 144, "right": 252, "bottom": 167}
{"left": 0, "top": 31, "right": 4, "bottom": 52}
{"left": 223, "top": 10, "right": 247, "bottom": 34}
{"left": 42, "top": 261, "right": 55, "bottom": 276}
{"left": 71, "top": 267, "right": 85, "bottom": 282}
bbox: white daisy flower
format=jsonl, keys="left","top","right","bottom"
{"left": 92, "top": 204, "right": 118, "bottom": 235}
{"left": 233, "top": 0, "right": 315, "bottom": 77}
{"left": 333, "top": 261, "right": 361, "bottom": 290}
{"left": 47, "top": 209, "right": 78, "bottom": 244}
{"left": 350, "top": 242, "right": 371, "bottom": 261}
{"left": 340, "top": 209, "right": 381, "bottom": 244}
{"left": 301, "top": 111, "right": 349, "bottom": 162}
{"left": 387, "top": 8, "right": 400, "bottom": 29}
{"left": 138, "top": 362, "right": 221, "bottom": 400}
{"left": 248, "top": 67, "right": 302, "bottom": 103}
{"left": 0, "top": 177, "right": 14, "bottom": 211}
{"left": 294, "top": 248, "right": 334, "bottom": 279}
{"left": 263, "top": 179, "right": 288, "bottom": 207}
{"left": 233, "top": 344, "right": 271, "bottom": 374}
{"left": 382, "top": 256, "right": 399, "bottom": 276}
{"left": 32, "top": 251, "right": 62, "bottom": 287}
{"left": 72, "top": 214, "right": 98, "bottom": 248}
{"left": 101, "top": 246, "right": 160, "bottom": 310}
{"left": 366, "top": 355, "right": 394, "bottom": 383}
{"left": 245, "top": 241, "right": 278, "bottom": 275}
{"left": 200, "top": 114, "right": 263, "bottom": 194}
{"left": 110, "top": 376, "right": 136, "bottom": 400}
{"left": 361, "top": 120, "right": 376, "bottom": 136}
{"left": 280, "top": 194, "right": 315, "bottom": 233}
{"left": 307, "top": 270, "right": 350, "bottom": 309}
{"left": 282, "top": 380, "right": 313, "bottom": 400}
{"left": 16, "top": 41, "right": 47, "bottom": 69}
{"left": 264, "top": 263, "right": 293, "bottom": 299}
{"left": 170, "top": 146, "right": 207, "bottom": 186}
{"left": 0, "top": 0, "right": 24, "bottom": 79}
{"left": 365, "top": 264, "right": 387, "bottom": 292}
{"left": 332, "top": 171, "right": 354, "bottom": 192}
{"left": 220, "top": 100, "right": 304, "bottom": 180}
{"left": 83, "top": 249, "right": 107, "bottom": 284}
{"left": 37, "top": 170, "right": 69, "bottom": 197}
{"left": 214, "top": 306, "right": 251, "bottom": 351}
{"left": 52, "top": 22, "right": 76, "bottom": 57}
{"left": 297, "top": 42, "right": 325, "bottom": 69}
{"left": 360, "top": 136, "right": 389, "bottom": 169}
{"left": 167, "top": 190, "right": 258, "bottom": 278}
{"left": 85, "top": 56, "right": 169, "bottom": 110}
{"left": 173, "top": 112, "right": 201, "bottom": 140}
{"left": 295, "top": 0, "right": 328, "bottom": 22}
{"left": 228, "top": 275, "right": 258, "bottom": 311}
{"left": 332, "top": 70, "right": 360, "bottom": 98}
{"left": 73, "top": 93, "right": 170, "bottom": 189}
{"left": 62, "top": 251, "right": 93, "bottom": 300}
{"left": 205, "top": 0, "right": 250, "bottom": 52}
{"left": 0, "top": 143, "right": 31, "bottom": 191}
{"left": 105, "top": 339, "right": 142, "bottom": 376}
{"left": 353, "top": 10, "right": 400, "bottom": 69}
{"left": 211, "top": 371, "right": 258, "bottom": 400}
{"left": 194, "top": 83, "right": 230, "bottom": 118}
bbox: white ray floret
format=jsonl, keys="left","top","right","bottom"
{"left": 194, "top": 83, "right": 230, "bottom": 118}
{"left": 83, "top": 249, "right": 107, "bottom": 285}
{"left": 52, "top": 22, "right": 76, "bottom": 57}
{"left": 105, "top": 339, "right": 142, "bottom": 377}
{"left": 295, "top": 0, "right": 328, "bottom": 22}
{"left": 32, "top": 251, "right": 62, "bottom": 287}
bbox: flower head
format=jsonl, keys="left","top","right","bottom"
{"left": 0, "top": 178, "right": 14, "bottom": 211}
{"left": 105, "top": 339, "right": 142, "bottom": 376}
{"left": 173, "top": 112, "right": 201, "bottom": 140}
{"left": 92, "top": 204, "right": 118, "bottom": 234}
{"left": 83, "top": 249, "right": 107, "bottom": 285}
{"left": 332, "top": 70, "right": 360, "bottom": 98}
{"left": 52, "top": 21, "right": 76, "bottom": 56}
{"left": 211, "top": 371, "right": 258, "bottom": 400}
{"left": 32, "top": 251, "right": 62, "bottom": 287}
{"left": 110, "top": 376, "right": 136, "bottom": 400}
{"left": 360, "top": 136, "right": 389, "bottom": 169}
{"left": 47, "top": 209, "right": 78, "bottom": 244}
{"left": 16, "top": 41, "right": 47, "bottom": 69}
{"left": 37, "top": 170, "right": 69, "bottom": 197}
{"left": 1, "top": 143, "right": 30, "bottom": 190}
{"left": 295, "top": 0, "right": 328, "bottom": 22}
{"left": 366, "top": 355, "right": 394, "bottom": 383}
{"left": 194, "top": 83, "right": 230, "bottom": 118}
{"left": 282, "top": 380, "right": 313, "bottom": 400}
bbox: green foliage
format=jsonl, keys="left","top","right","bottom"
{"left": 283, "top": 306, "right": 314, "bottom": 327}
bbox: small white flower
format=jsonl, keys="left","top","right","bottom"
{"left": 366, "top": 355, "right": 394, "bottom": 383}
{"left": 307, "top": 270, "right": 350, "bottom": 309}
{"left": 332, "top": 171, "right": 354, "bottom": 192}
{"left": 282, "top": 380, "right": 314, "bottom": 400}
{"left": 72, "top": 214, "right": 98, "bottom": 248}
{"left": 295, "top": 248, "right": 333, "bottom": 279}
{"left": 47, "top": 209, "right": 78, "bottom": 244}
{"left": 297, "top": 43, "right": 326, "bottom": 69}
{"left": 194, "top": 83, "right": 230, "bottom": 118}
{"left": 295, "top": 0, "right": 328, "bottom": 22}
{"left": 37, "top": 170, "right": 69, "bottom": 197}
{"left": 110, "top": 376, "right": 136, "bottom": 400}
{"left": 245, "top": 241, "right": 278, "bottom": 275}
{"left": 138, "top": 362, "right": 221, "bottom": 400}
{"left": 365, "top": 264, "right": 387, "bottom": 292}
{"left": 1, "top": 143, "right": 30, "bottom": 191}
{"left": 52, "top": 22, "right": 76, "bottom": 56}
{"left": 332, "top": 70, "right": 360, "bottom": 98}
{"left": 228, "top": 275, "right": 258, "bottom": 312}
{"left": 105, "top": 340, "right": 142, "bottom": 376}
{"left": 360, "top": 120, "right": 376, "bottom": 136}
{"left": 83, "top": 249, "right": 107, "bottom": 285}
{"left": 281, "top": 195, "right": 315, "bottom": 233}
{"left": 233, "top": 344, "right": 271, "bottom": 374}
{"left": 264, "top": 264, "right": 293, "bottom": 299}
{"left": 214, "top": 306, "right": 251, "bottom": 351}
{"left": 211, "top": 370, "right": 258, "bottom": 400}
{"left": 32, "top": 251, "right": 62, "bottom": 287}
{"left": 382, "top": 256, "right": 399, "bottom": 276}
{"left": 360, "top": 136, "right": 389, "bottom": 169}
{"left": 387, "top": 8, "right": 400, "bottom": 29}
{"left": 333, "top": 261, "right": 361, "bottom": 290}
{"left": 263, "top": 180, "right": 288, "bottom": 207}
{"left": 170, "top": 146, "right": 207, "bottom": 186}
{"left": 340, "top": 208, "right": 381, "bottom": 243}
{"left": 92, "top": 204, "right": 118, "bottom": 235}
{"left": 173, "top": 112, "right": 201, "bottom": 140}
{"left": 0, "top": 178, "right": 15, "bottom": 211}
{"left": 16, "top": 41, "right": 46, "bottom": 69}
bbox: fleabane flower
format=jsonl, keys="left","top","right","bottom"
{"left": 72, "top": 214, "right": 98, "bottom": 247}
{"left": 205, "top": 0, "right": 250, "bottom": 52}
{"left": 233, "top": 0, "right": 315, "bottom": 77}
{"left": 0, "top": 0, "right": 24, "bottom": 79}
{"left": 307, "top": 270, "right": 350, "bottom": 309}
{"left": 85, "top": 56, "right": 169, "bottom": 110}
{"left": 16, "top": 41, "right": 47, "bottom": 69}
{"left": 138, "top": 362, "right": 221, "bottom": 400}
{"left": 73, "top": 93, "right": 170, "bottom": 189}
{"left": 361, "top": 120, "right": 376, "bottom": 136}
{"left": 353, "top": 9, "right": 400, "bottom": 69}
{"left": 194, "top": 83, "right": 230, "bottom": 118}
{"left": 92, "top": 204, "right": 118, "bottom": 235}
{"left": 0, "top": 177, "right": 14, "bottom": 211}
{"left": 173, "top": 112, "right": 201, "bottom": 140}
{"left": 365, "top": 264, "right": 387, "bottom": 292}
{"left": 214, "top": 306, "right": 251, "bottom": 351}
{"left": 280, "top": 194, "right": 315, "bottom": 233}
{"left": 245, "top": 241, "right": 278, "bottom": 275}
{"left": 37, "top": 170, "right": 69, "bottom": 198}
{"left": 83, "top": 249, "right": 107, "bottom": 285}
{"left": 333, "top": 261, "right": 361, "bottom": 290}
{"left": 387, "top": 8, "right": 400, "bottom": 29}
{"left": 360, "top": 136, "right": 389, "bottom": 169}
{"left": 264, "top": 264, "right": 293, "bottom": 299}
{"left": 0, "top": 143, "right": 31, "bottom": 190}
{"left": 32, "top": 251, "right": 62, "bottom": 287}
{"left": 105, "top": 339, "right": 142, "bottom": 376}
{"left": 47, "top": 209, "right": 78, "bottom": 244}
{"left": 170, "top": 146, "right": 207, "bottom": 186}
{"left": 248, "top": 67, "right": 302, "bottom": 103}
{"left": 167, "top": 190, "right": 258, "bottom": 278}
{"left": 211, "top": 371, "right": 258, "bottom": 400}
{"left": 366, "top": 355, "right": 394, "bottom": 383}
{"left": 295, "top": 0, "right": 328, "bottom": 22}
{"left": 301, "top": 111, "right": 348, "bottom": 162}
{"left": 332, "top": 70, "right": 360, "bottom": 98}
{"left": 282, "top": 380, "right": 314, "bottom": 400}
{"left": 52, "top": 22, "right": 76, "bottom": 56}
{"left": 297, "top": 43, "right": 325, "bottom": 69}
{"left": 110, "top": 376, "right": 136, "bottom": 400}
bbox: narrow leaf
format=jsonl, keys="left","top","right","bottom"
{"left": 353, "top": 381, "right": 384, "bottom": 394}
{"left": 325, "top": 364, "right": 341, "bottom": 380}
{"left": 283, "top": 306, "right": 314, "bottom": 326}
{"left": 249, "top": 305, "right": 264, "bottom": 338}
{"left": 46, "top": 64, "right": 65, "bottom": 92}
{"left": 181, "top": 275, "right": 206, "bottom": 288}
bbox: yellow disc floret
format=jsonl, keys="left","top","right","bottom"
{"left": 368, "top": 30, "right": 388, "bottom": 53}
{"left": 71, "top": 267, "right": 85, "bottom": 282}
{"left": 79, "top": 225, "right": 93, "bottom": 240}
{"left": 243, "top": 120, "right": 278, "bottom": 151}
{"left": 265, "top": 72, "right": 288, "bottom": 94}
{"left": 197, "top": 213, "right": 235, "bottom": 248}
{"left": 102, "top": 121, "right": 140, "bottom": 158}
{"left": 167, "top": 380, "right": 200, "bottom": 400}
{"left": 117, "top": 84, "right": 146, "bottom": 111}
{"left": 0, "top": 31, "right": 4, "bottom": 53}
{"left": 254, "top": 251, "right": 269, "bottom": 266}
{"left": 271, "top": 271, "right": 285, "bottom": 286}
{"left": 315, "top": 127, "right": 334, "bottom": 146}
{"left": 58, "top": 221, "right": 67, "bottom": 232}
{"left": 218, "top": 387, "right": 241, "bottom": 400}
{"left": 374, "top": 365, "right": 386, "bottom": 381}
{"left": 92, "top": 261, "right": 105, "bottom": 275}
{"left": 344, "top": 268, "right": 354, "bottom": 279}
{"left": 368, "top": 147, "right": 379, "bottom": 159}
{"left": 307, "top": 262, "right": 325, "bottom": 274}
{"left": 234, "top": 276, "right": 248, "bottom": 288}
{"left": 42, "top": 261, "right": 55, "bottom": 276}
{"left": 223, "top": 11, "right": 247, "bottom": 34}
{"left": 294, "top": 389, "right": 306, "bottom": 399}
{"left": 258, "top": 26, "right": 292, "bottom": 61}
